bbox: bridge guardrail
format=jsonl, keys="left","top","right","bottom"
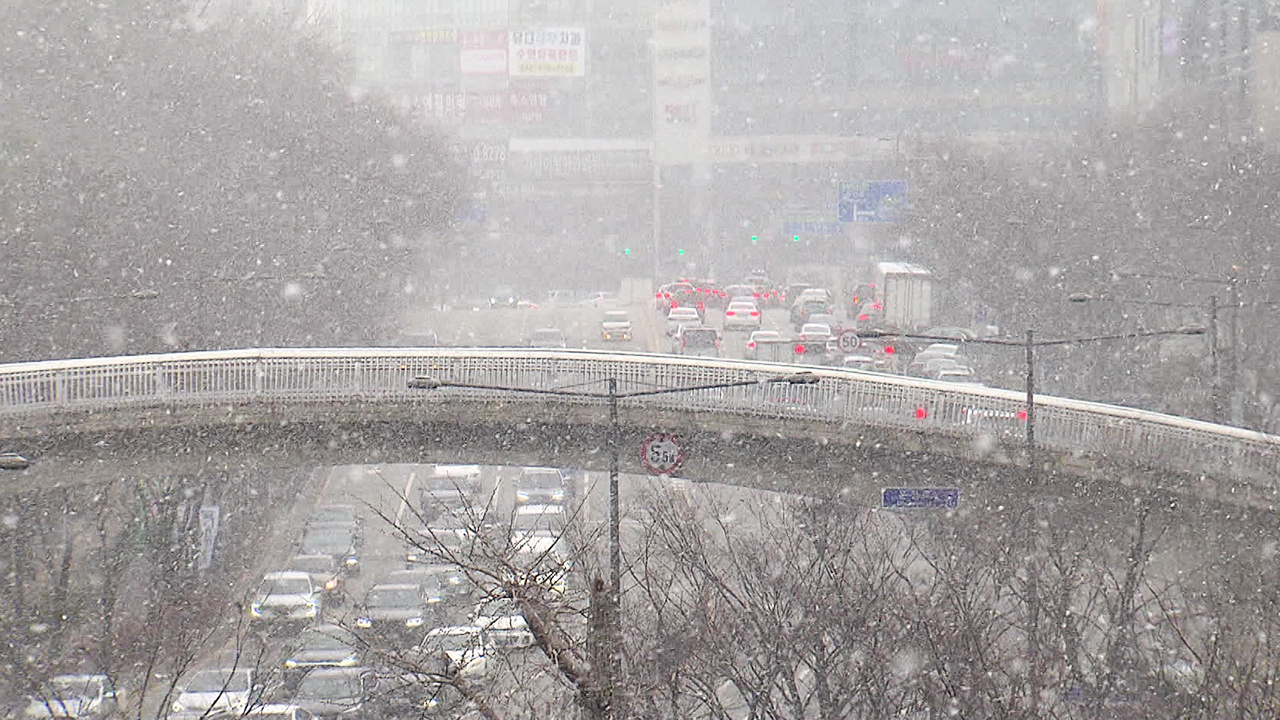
{"left": 0, "top": 348, "right": 1276, "bottom": 490}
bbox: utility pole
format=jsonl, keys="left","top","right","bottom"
{"left": 1024, "top": 329, "right": 1036, "bottom": 482}
{"left": 1208, "top": 294, "right": 1222, "bottom": 423}
{"left": 1227, "top": 267, "right": 1245, "bottom": 426}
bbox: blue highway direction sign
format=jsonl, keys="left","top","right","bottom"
{"left": 838, "top": 180, "right": 907, "bottom": 223}
{"left": 881, "top": 487, "right": 959, "bottom": 509}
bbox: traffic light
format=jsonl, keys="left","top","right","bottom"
{"left": 622, "top": 247, "right": 632, "bottom": 255}
{"left": 750, "top": 235, "right": 758, "bottom": 244}
{"left": 677, "top": 248, "right": 686, "bottom": 256}
{"left": 792, "top": 236, "right": 801, "bottom": 243}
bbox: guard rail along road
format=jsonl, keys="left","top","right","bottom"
{"left": 0, "top": 348, "right": 1276, "bottom": 499}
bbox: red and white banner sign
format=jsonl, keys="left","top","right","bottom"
{"left": 459, "top": 30, "right": 508, "bottom": 75}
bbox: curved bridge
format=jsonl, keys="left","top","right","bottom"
{"left": 0, "top": 348, "right": 1277, "bottom": 510}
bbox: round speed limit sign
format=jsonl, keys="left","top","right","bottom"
{"left": 836, "top": 330, "right": 860, "bottom": 353}
{"left": 640, "top": 434, "right": 686, "bottom": 476}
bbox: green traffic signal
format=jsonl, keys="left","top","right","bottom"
{"left": 677, "top": 248, "right": 686, "bottom": 256}
{"left": 792, "top": 236, "right": 801, "bottom": 243}
{"left": 750, "top": 235, "right": 758, "bottom": 243}
{"left": 623, "top": 247, "right": 632, "bottom": 255}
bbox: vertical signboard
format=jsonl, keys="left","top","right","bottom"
{"left": 197, "top": 504, "right": 220, "bottom": 571}
{"left": 653, "top": 0, "right": 711, "bottom": 165}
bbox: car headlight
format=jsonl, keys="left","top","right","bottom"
{"left": 303, "top": 603, "right": 318, "bottom": 618}
{"left": 284, "top": 658, "right": 299, "bottom": 668}
{"left": 172, "top": 703, "right": 184, "bottom": 713}
{"left": 516, "top": 491, "right": 529, "bottom": 500}
{"left": 427, "top": 596, "right": 444, "bottom": 604}
{"left": 338, "top": 655, "right": 357, "bottom": 667}
{"left": 249, "top": 603, "right": 263, "bottom": 617}
{"left": 405, "top": 553, "right": 420, "bottom": 563}
{"left": 345, "top": 556, "right": 359, "bottom": 566}
{"left": 447, "top": 576, "right": 461, "bottom": 585}
{"left": 552, "top": 491, "right": 564, "bottom": 501}
{"left": 406, "top": 617, "right": 424, "bottom": 628}
{"left": 355, "top": 617, "right": 372, "bottom": 628}
{"left": 324, "top": 578, "right": 340, "bottom": 591}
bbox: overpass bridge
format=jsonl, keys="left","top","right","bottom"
{"left": 0, "top": 348, "right": 1277, "bottom": 513}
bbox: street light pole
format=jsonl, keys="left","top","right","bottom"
{"left": 1024, "top": 330, "right": 1036, "bottom": 479}
{"left": 1209, "top": 294, "right": 1222, "bottom": 423}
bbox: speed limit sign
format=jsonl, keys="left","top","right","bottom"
{"left": 836, "top": 330, "right": 860, "bottom": 353}
{"left": 640, "top": 434, "right": 686, "bottom": 476}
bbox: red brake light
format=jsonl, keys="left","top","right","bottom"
{"left": 794, "top": 343, "right": 807, "bottom": 354}
{"left": 764, "top": 292, "right": 771, "bottom": 298}
{"left": 726, "top": 311, "right": 735, "bottom": 316}
{"left": 873, "top": 303, "right": 883, "bottom": 310}
{"left": 753, "top": 293, "right": 761, "bottom": 298}
{"left": 748, "top": 342, "right": 756, "bottom": 348}
{"left": 1017, "top": 409, "right": 1028, "bottom": 421}
{"left": 915, "top": 406, "right": 929, "bottom": 419}
{"left": 697, "top": 302, "right": 705, "bottom": 310}
{"left": 858, "top": 314, "right": 869, "bottom": 321}
{"left": 750, "top": 311, "right": 759, "bottom": 316}
{"left": 655, "top": 292, "right": 662, "bottom": 299}
{"left": 884, "top": 346, "right": 896, "bottom": 355}
{"left": 671, "top": 300, "right": 678, "bottom": 308}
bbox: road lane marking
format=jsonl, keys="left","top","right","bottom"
{"left": 395, "top": 471, "right": 416, "bottom": 526}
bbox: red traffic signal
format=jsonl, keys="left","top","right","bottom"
{"left": 884, "top": 345, "right": 896, "bottom": 355}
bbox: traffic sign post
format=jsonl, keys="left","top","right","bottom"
{"left": 836, "top": 330, "right": 860, "bottom": 354}
{"left": 881, "top": 487, "right": 959, "bottom": 509}
{"left": 641, "top": 433, "right": 686, "bottom": 475}
{"left": 838, "top": 180, "right": 908, "bottom": 223}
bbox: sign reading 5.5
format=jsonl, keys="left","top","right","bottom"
{"left": 640, "top": 434, "right": 686, "bottom": 476}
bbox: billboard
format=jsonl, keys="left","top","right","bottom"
{"left": 510, "top": 28, "right": 586, "bottom": 77}
{"left": 653, "top": 0, "right": 711, "bottom": 165}
{"left": 459, "top": 30, "right": 508, "bottom": 75}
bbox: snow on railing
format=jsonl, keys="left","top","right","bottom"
{"left": 0, "top": 348, "right": 1276, "bottom": 489}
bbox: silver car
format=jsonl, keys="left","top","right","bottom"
{"left": 23, "top": 675, "right": 121, "bottom": 719}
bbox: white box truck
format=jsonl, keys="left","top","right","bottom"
{"left": 875, "top": 261, "right": 934, "bottom": 330}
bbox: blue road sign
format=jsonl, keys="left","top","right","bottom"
{"left": 881, "top": 487, "right": 959, "bottom": 509}
{"left": 838, "top": 180, "right": 908, "bottom": 223}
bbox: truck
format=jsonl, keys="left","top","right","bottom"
{"left": 874, "top": 261, "right": 934, "bottom": 330}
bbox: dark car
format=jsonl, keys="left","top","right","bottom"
{"left": 790, "top": 299, "right": 831, "bottom": 328}
{"left": 300, "top": 525, "right": 361, "bottom": 576}
{"left": 354, "top": 584, "right": 437, "bottom": 644}
{"left": 418, "top": 465, "right": 482, "bottom": 520}
{"left": 292, "top": 668, "right": 379, "bottom": 720}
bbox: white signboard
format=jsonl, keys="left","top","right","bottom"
{"left": 509, "top": 28, "right": 586, "bottom": 77}
{"left": 197, "top": 504, "right": 220, "bottom": 571}
{"left": 653, "top": 0, "right": 711, "bottom": 165}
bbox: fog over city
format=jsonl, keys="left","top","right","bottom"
{"left": 2, "top": 1, "right": 1279, "bottom": 719}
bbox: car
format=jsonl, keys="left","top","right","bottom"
{"left": 600, "top": 310, "right": 632, "bottom": 341}
{"left": 468, "top": 598, "right": 535, "bottom": 649}
{"left": 249, "top": 571, "right": 321, "bottom": 625}
{"left": 405, "top": 516, "right": 480, "bottom": 567}
{"left": 790, "top": 298, "right": 831, "bottom": 327}
{"left": 283, "top": 625, "right": 361, "bottom": 681}
{"left": 171, "top": 668, "right": 259, "bottom": 719}
{"left": 806, "top": 312, "right": 840, "bottom": 332}
{"left": 420, "top": 626, "right": 491, "bottom": 679}
{"left": 513, "top": 503, "right": 567, "bottom": 534}
{"left": 791, "top": 287, "right": 832, "bottom": 308}
{"left": 300, "top": 524, "right": 361, "bottom": 576}
{"left": 386, "top": 568, "right": 459, "bottom": 604}
{"left": 581, "top": 290, "right": 618, "bottom": 307}
{"left": 22, "top": 674, "right": 122, "bottom": 719}
{"left": 354, "top": 584, "right": 437, "bottom": 642}
{"left": 852, "top": 302, "right": 884, "bottom": 329}
{"left": 309, "top": 505, "right": 360, "bottom": 529}
{"left": 515, "top": 467, "right": 566, "bottom": 506}
{"left": 912, "top": 356, "right": 968, "bottom": 378}
{"left": 528, "top": 328, "right": 568, "bottom": 348}
{"left": 744, "top": 330, "right": 782, "bottom": 360}
{"left": 284, "top": 554, "right": 345, "bottom": 605}
{"left": 665, "top": 306, "right": 701, "bottom": 335}
{"left": 670, "top": 325, "right": 721, "bottom": 357}
{"left": 722, "top": 301, "right": 762, "bottom": 331}
{"left": 291, "top": 667, "right": 379, "bottom": 720}
{"left": 936, "top": 368, "right": 979, "bottom": 384}
{"left": 722, "top": 284, "right": 755, "bottom": 303}
{"left": 418, "top": 464, "right": 482, "bottom": 519}
{"left": 798, "top": 323, "right": 833, "bottom": 344}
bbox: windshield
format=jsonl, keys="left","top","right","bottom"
{"left": 300, "top": 628, "right": 356, "bottom": 651}
{"left": 261, "top": 576, "right": 311, "bottom": 595}
{"left": 367, "top": 587, "right": 420, "bottom": 608}
{"left": 288, "top": 557, "right": 334, "bottom": 574}
{"left": 185, "top": 670, "right": 250, "bottom": 694}
{"left": 520, "top": 470, "right": 562, "bottom": 489}
{"left": 428, "top": 632, "right": 480, "bottom": 653}
{"left": 303, "top": 529, "right": 353, "bottom": 553}
{"left": 296, "top": 674, "right": 362, "bottom": 699}
{"left": 531, "top": 330, "right": 564, "bottom": 343}
{"left": 603, "top": 312, "right": 629, "bottom": 322}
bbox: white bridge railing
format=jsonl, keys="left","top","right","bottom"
{"left": 0, "top": 348, "right": 1277, "bottom": 491}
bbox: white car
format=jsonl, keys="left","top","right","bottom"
{"left": 421, "top": 626, "right": 491, "bottom": 678}
{"left": 841, "top": 354, "right": 878, "bottom": 371}
{"left": 744, "top": 330, "right": 782, "bottom": 360}
{"left": 722, "top": 301, "right": 761, "bottom": 331}
{"left": 528, "top": 328, "right": 567, "bottom": 348}
{"left": 249, "top": 571, "right": 320, "bottom": 623}
{"left": 469, "top": 598, "right": 535, "bottom": 649}
{"left": 172, "top": 668, "right": 257, "bottom": 719}
{"left": 798, "top": 323, "right": 833, "bottom": 344}
{"left": 665, "top": 307, "right": 700, "bottom": 335}
{"left": 600, "top": 310, "right": 632, "bottom": 341}
{"left": 23, "top": 675, "right": 122, "bottom": 719}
